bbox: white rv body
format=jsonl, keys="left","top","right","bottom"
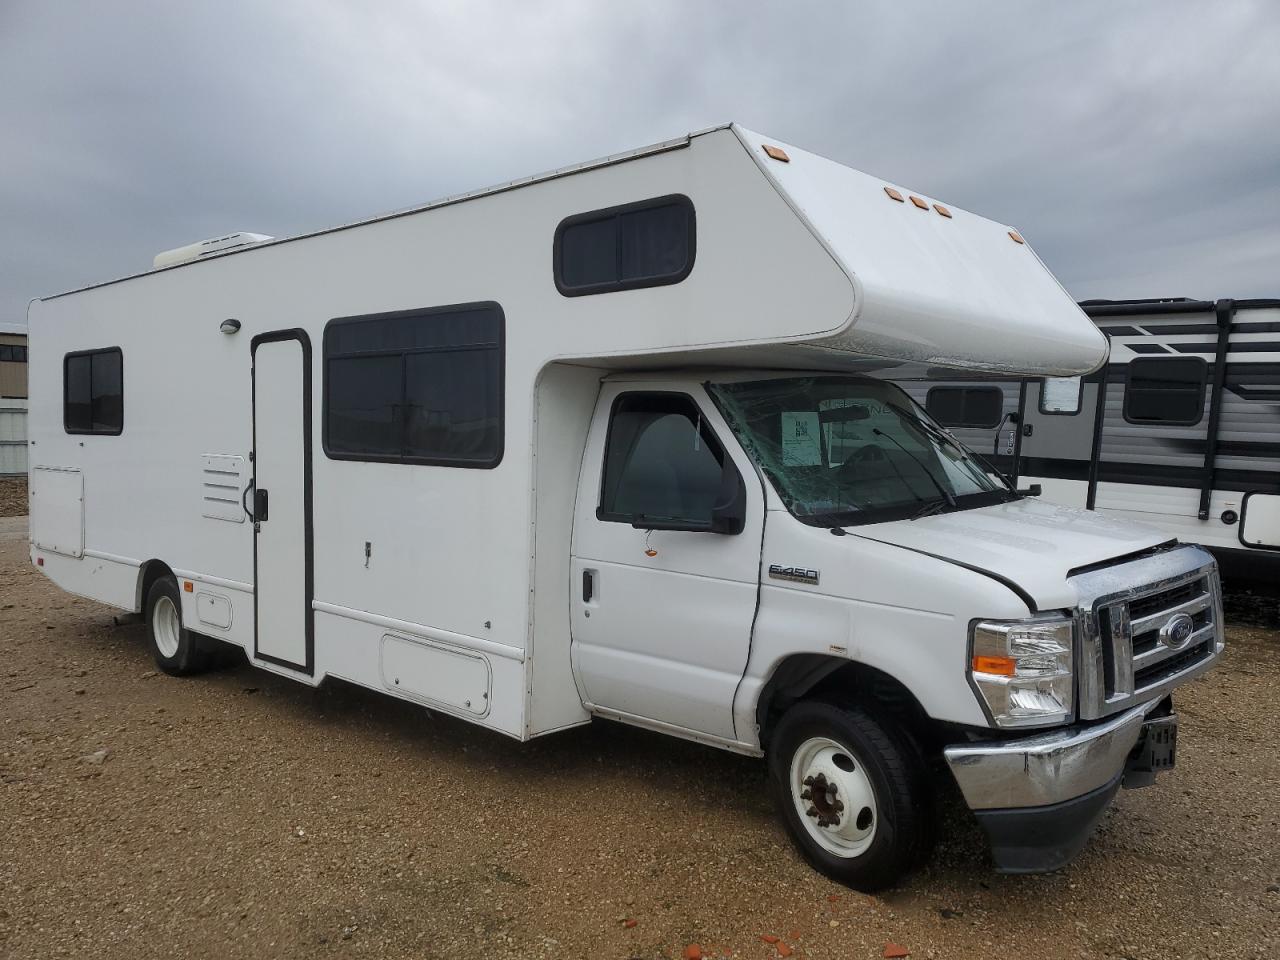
{"left": 26, "top": 125, "right": 1222, "bottom": 885}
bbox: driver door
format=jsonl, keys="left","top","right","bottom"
{"left": 570, "top": 384, "right": 763, "bottom": 741}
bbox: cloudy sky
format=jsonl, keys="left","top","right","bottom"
{"left": 3, "top": 1, "right": 1278, "bottom": 324}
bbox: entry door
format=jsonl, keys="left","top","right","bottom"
{"left": 251, "top": 331, "right": 314, "bottom": 673}
{"left": 570, "top": 387, "right": 763, "bottom": 742}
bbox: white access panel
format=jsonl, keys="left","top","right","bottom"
{"left": 1241, "top": 493, "right": 1280, "bottom": 549}
{"left": 30, "top": 466, "right": 83, "bottom": 557}
{"left": 253, "top": 337, "right": 310, "bottom": 670}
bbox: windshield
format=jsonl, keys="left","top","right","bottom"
{"left": 709, "top": 376, "right": 1014, "bottom": 526}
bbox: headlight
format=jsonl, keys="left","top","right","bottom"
{"left": 969, "top": 616, "right": 1074, "bottom": 728}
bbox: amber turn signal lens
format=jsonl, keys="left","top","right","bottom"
{"left": 972, "top": 654, "right": 1017, "bottom": 677}
{"left": 183, "top": 581, "right": 194, "bottom": 592}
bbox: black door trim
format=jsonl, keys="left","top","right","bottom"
{"left": 250, "top": 328, "right": 315, "bottom": 675}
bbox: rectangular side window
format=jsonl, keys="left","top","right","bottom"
{"left": 1123, "top": 357, "right": 1207, "bottom": 426}
{"left": 555, "top": 195, "right": 695, "bottom": 296}
{"left": 323, "top": 302, "right": 504, "bottom": 467}
{"left": 64, "top": 347, "right": 122, "bottom": 435}
{"left": 598, "top": 393, "right": 727, "bottom": 526}
{"left": 925, "top": 386, "right": 1003, "bottom": 429}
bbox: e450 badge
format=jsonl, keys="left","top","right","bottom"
{"left": 768, "top": 564, "right": 820, "bottom": 585}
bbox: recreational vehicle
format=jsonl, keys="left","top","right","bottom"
{"left": 895, "top": 297, "right": 1280, "bottom": 574}
{"left": 26, "top": 125, "right": 1223, "bottom": 889}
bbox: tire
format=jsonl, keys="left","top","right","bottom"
{"left": 768, "top": 700, "right": 934, "bottom": 891}
{"left": 146, "top": 575, "right": 213, "bottom": 676}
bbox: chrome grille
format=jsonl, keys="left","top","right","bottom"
{"left": 1072, "top": 546, "right": 1224, "bottom": 720}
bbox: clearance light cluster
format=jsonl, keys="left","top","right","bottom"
{"left": 883, "top": 183, "right": 1024, "bottom": 241}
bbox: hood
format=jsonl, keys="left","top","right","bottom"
{"left": 850, "top": 498, "right": 1170, "bottom": 610}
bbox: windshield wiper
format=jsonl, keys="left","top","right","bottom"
{"left": 887, "top": 403, "right": 1020, "bottom": 497}
{"left": 871, "top": 428, "right": 957, "bottom": 509}
{"left": 910, "top": 496, "right": 951, "bottom": 521}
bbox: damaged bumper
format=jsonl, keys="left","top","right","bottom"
{"left": 943, "top": 698, "right": 1175, "bottom": 873}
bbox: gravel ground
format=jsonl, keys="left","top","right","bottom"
{"left": 0, "top": 475, "right": 27, "bottom": 516}
{"left": 1, "top": 529, "right": 1277, "bottom": 960}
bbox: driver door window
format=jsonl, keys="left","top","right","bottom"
{"left": 598, "top": 393, "right": 726, "bottom": 525}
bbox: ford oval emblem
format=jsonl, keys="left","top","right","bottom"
{"left": 1160, "top": 613, "right": 1196, "bottom": 650}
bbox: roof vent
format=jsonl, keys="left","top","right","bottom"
{"left": 153, "top": 232, "right": 274, "bottom": 269}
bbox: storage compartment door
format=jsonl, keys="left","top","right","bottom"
{"left": 30, "top": 466, "right": 84, "bottom": 558}
{"left": 1241, "top": 493, "right": 1280, "bottom": 549}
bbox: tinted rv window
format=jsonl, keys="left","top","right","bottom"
{"left": 598, "top": 393, "right": 726, "bottom": 525}
{"left": 555, "top": 195, "right": 695, "bottom": 296}
{"left": 64, "top": 347, "right": 122, "bottom": 434}
{"left": 1123, "top": 357, "right": 1207, "bottom": 426}
{"left": 925, "top": 386, "right": 1003, "bottom": 429}
{"left": 323, "top": 302, "right": 503, "bottom": 467}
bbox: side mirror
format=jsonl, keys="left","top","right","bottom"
{"left": 710, "top": 462, "right": 747, "bottom": 535}
{"left": 1018, "top": 483, "right": 1042, "bottom": 497}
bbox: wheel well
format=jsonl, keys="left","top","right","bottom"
{"left": 136, "top": 560, "right": 175, "bottom": 613}
{"left": 756, "top": 655, "right": 934, "bottom": 752}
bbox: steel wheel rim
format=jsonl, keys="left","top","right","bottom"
{"left": 789, "top": 735, "right": 878, "bottom": 858}
{"left": 153, "top": 595, "right": 181, "bottom": 659}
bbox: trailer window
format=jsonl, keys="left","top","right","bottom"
{"left": 1123, "top": 357, "right": 1207, "bottom": 426}
{"left": 0, "top": 344, "right": 28, "bottom": 362}
{"left": 1039, "top": 376, "right": 1083, "bottom": 415}
{"left": 64, "top": 347, "right": 122, "bottom": 435}
{"left": 598, "top": 393, "right": 726, "bottom": 525}
{"left": 323, "top": 302, "right": 503, "bottom": 467}
{"left": 925, "top": 386, "right": 1003, "bottom": 429}
{"left": 554, "top": 195, "right": 695, "bottom": 296}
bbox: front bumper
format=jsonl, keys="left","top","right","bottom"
{"left": 944, "top": 698, "right": 1172, "bottom": 872}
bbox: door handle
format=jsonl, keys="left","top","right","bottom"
{"left": 582, "top": 569, "right": 594, "bottom": 603}
{"left": 253, "top": 488, "right": 270, "bottom": 523}
{"left": 242, "top": 481, "right": 256, "bottom": 521}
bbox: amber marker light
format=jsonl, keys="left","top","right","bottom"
{"left": 934, "top": 204, "right": 952, "bottom": 218}
{"left": 1009, "top": 230, "right": 1025, "bottom": 244}
{"left": 762, "top": 144, "right": 790, "bottom": 162}
{"left": 909, "top": 195, "right": 929, "bottom": 210}
{"left": 972, "top": 654, "right": 1017, "bottom": 677}
{"left": 884, "top": 186, "right": 905, "bottom": 202}
{"left": 183, "top": 581, "right": 194, "bottom": 592}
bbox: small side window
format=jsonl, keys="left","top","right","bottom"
{"left": 1039, "top": 376, "right": 1083, "bottom": 415}
{"left": 554, "top": 195, "right": 695, "bottom": 296}
{"left": 598, "top": 393, "right": 726, "bottom": 526}
{"left": 64, "top": 347, "right": 123, "bottom": 435}
{"left": 925, "top": 386, "right": 1003, "bottom": 429}
{"left": 1123, "top": 357, "right": 1207, "bottom": 426}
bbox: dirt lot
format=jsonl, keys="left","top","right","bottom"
{"left": 1, "top": 526, "right": 1277, "bottom": 960}
{"left": 0, "top": 475, "right": 26, "bottom": 516}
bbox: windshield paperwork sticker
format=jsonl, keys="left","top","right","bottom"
{"left": 781, "top": 412, "right": 821, "bottom": 466}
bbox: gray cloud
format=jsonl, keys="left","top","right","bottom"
{"left": 3, "top": 0, "right": 1278, "bottom": 323}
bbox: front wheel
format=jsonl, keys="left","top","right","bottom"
{"left": 768, "top": 701, "right": 933, "bottom": 891}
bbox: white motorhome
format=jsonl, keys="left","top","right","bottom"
{"left": 26, "top": 125, "right": 1223, "bottom": 889}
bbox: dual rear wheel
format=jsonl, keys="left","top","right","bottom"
{"left": 145, "top": 575, "right": 215, "bottom": 676}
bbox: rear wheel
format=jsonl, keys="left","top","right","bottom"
{"left": 768, "top": 700, "right": 933, "bottom": 891}
{"left": 146, "top": 575, "right": 213, "bottom": 676}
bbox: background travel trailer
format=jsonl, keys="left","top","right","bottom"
{"left": 894, "top": 297, "right": 1280, "bottom": 571}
